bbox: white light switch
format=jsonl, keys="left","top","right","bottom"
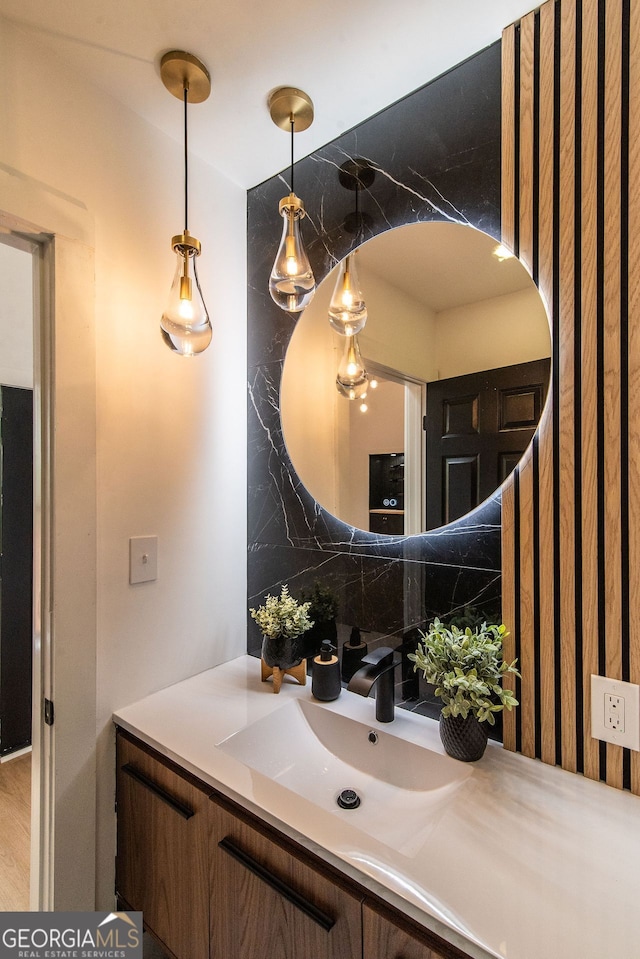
{"left": 129, "top": 536, "right": 158, "bottom": 585}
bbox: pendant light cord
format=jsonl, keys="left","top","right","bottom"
{"left": 290, "top": 117, "right": 295, "bottom": 196}
{"left": 184, "top": 86, "right": 189, "bottom": 233}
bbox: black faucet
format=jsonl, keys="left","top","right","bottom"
{"left": 346, "top": 647, "right": 401, "bottom": 722}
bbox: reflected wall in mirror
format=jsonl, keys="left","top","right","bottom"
{"left": 281, "top": 221, "right": 551, "bottom": 534}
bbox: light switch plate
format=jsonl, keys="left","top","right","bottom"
{"left": 129, "top": 536, "right": 158, "bottom": 585}
{"left": 591, "top": 675, "right": 640, "bottom": 750}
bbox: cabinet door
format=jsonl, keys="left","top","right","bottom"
{"left": 363, "top": 900, "right": 471, "bottom": 959}
{"left": 210, "top": 799, "right": 362, "bottom": 959}
{"left": 116, "top": 732, "right": 210, "bottom": 959}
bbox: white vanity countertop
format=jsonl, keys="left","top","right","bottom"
{"left": 113, "top": 656, "right": 640, "bottom": 959}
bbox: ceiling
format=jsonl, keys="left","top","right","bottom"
{"left": 0, "top": 0, "right": 534, "bottom": 189}
{"left": 357, "top": 222, "right": 537, "bottom": 313}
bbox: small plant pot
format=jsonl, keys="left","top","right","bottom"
{"left": 439, "top": 713, "right": 488, "bottom": 762}
{"left": 261, "top": 635, "right": 303, "bottom": 670}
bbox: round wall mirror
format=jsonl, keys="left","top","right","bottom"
{"left": 281, "top": 221, "right": 551, "bottom": 535}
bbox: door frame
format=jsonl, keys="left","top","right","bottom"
{"left": 0, "top": 239, "right": 35, "bottom": 756}
{"left": 0, "top": 207, "right": 97, "bottom": 910}
{"left": 365, "top": 360, "right": 427, "bottom": 534}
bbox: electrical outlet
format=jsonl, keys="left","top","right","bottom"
{"left": 605, "top": 694, "right": 624, "bottom": 731}
{"left": 591, "top": 675, "right": 640, "bottom": 750}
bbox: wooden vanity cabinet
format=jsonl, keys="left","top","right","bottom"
{"left": 363, "top": 899, "right": 472, "bottom": 959}
{"left": 115, "top": 730, "right": 473, "bottom": 959}
{"left": 115, "top": 731, "right": 211, "bottom": 959}
{"left": 209, "top": 795, "right": 363, "bottom": 959}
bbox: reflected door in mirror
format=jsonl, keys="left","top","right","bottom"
{"left": 425, "top": 358, "right": 551, "bottom": 529}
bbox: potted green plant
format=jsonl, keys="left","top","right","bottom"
{"left": 299, "top": 582, "right": 339, "bottom": 659}
{"left": 250, "top": 585, "right": 314, "bottom": 673}
{"left": 408, "top": 618, "right": 520, "bottom": 761}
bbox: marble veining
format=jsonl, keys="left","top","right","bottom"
{"left": 247, "top": 43, "right": 504, "bottom": 695}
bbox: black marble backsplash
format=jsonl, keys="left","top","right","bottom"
{"left": 247, "top": 42, "right": 503, "bottom": 723}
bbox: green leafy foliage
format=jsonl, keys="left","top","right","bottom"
{"left": 249, "top": 585, "right": 314, "bottom": 640}
{"left": 444, "top": 605, "right": 494, "bottom": 632}
{"left": 408, "top": 618, "right": 520, "bottom": 725}
{"left": 299, "top": 582, "right": 339, "bottom": 623}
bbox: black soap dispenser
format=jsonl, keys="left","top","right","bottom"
{"left": 312, "top": 641, "right": 341, "bottom": 702}
{"left": 341, "top": 627, "right": 369, "bottom": 682}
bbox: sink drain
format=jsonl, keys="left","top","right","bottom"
{"left": 336, "top": 788, "right": 361, "bottom": 810}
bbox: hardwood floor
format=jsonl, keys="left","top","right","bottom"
{"left": 0, "top": 753, "right": 31, "bottom": 910}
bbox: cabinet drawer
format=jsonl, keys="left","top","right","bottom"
{"left": 363, "top": 899, "right": 471, "bottom": 959}
{"left": 210, "top": 798, "right": 363, "bottom": 959}
{"left": 116, "top": 731, "right": 211, "bottom": 959}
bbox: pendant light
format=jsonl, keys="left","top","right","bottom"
{"left": 329, "top": 159, "right": 374, "bottom": 335}
{"left": 160, "top": 51, "right": 212, "bottom": 356}
{"left": 268, "top": 87, "right": 316, "bottom": 313}
{"left": 328, "top": 252, "right": 367, "bottom": 336}
{"left": 336, "top": 335, "right": 369, "bottom": 401}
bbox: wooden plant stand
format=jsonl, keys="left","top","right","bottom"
{"left": 260, "top": 658, "right": 307, "bottom": 694}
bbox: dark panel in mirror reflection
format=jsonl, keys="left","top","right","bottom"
{"left": 247, "top": 42, "right": 507, "bottom": 726}
{"left": 425, "top": 357, "right": 551, "bottom": 529}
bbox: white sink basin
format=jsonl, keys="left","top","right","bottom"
{"left": 217, "top": 698, "right": 471, "bottom": 853}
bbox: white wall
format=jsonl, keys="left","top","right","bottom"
{"left": 0, "top": 241, "right": 33, "bottom": 388}
{"left": 0, "top": 18, "right": 247, "bottom": 908}
{"left": 358, "top": 265, "right": 438, "bottom": 382}
{"left": 435, "top": 286, "right": 550, "bottom": 379}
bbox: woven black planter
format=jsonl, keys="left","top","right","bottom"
{"left": 439, "top": 713, "right": 488, "bottom": 762}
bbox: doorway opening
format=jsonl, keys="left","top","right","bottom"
{"left": 0, "top": 206, "right": 96, "bottom": 911}
{"left": 0, "top": 233, "right": 37, "bottom": 908}
{"left": 361, "top": 362, "right": 426, "bottom": 536}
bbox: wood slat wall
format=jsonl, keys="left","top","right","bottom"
{"left": 502, "top": 0, "right": 637, "bottom": 791}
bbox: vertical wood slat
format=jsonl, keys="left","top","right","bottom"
{"left": 603, "top": 0, "right": 624, "bottom": 789}
{"left": 629, "top": 0, "right": 640, "bottom": 797}
{"left": 502, "top": 24, "right": 517, "bottom": 256}
{"left": 537, "top": 0, "right": 557, "bottom": 769}
{"left": 558, "top": 0, "right": 578, "bottom": 774}
{"left": 580, "top": 0, "right": 602, "bottom": 784}
{"left": 501, "top": 22, "right": 518, "bottom": 754}
{"left": 518, "top": 453, "right": 536, "bottom": 758}
{"left": 519, "top": 13, "right": 536, "bottom": 275}
{"left": 502, "top": 480, "right": 517, "bottom": 752}
{"left": 517, "top": 12, "right": 537, "bottom": 760}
